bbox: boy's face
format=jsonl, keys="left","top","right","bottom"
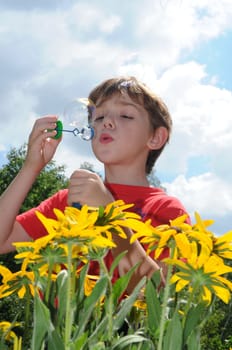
{"left": 91, "top": 92, "right": 156, "bottom": 168}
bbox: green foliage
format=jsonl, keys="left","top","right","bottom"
{"left": 80, "top": 161, "right": 102, "bottom": 178}
{"left": 0, "top": 143, "right": 68, "bottom": 286}
{"left": 0, "top": 143, "right": 68, "bottom": 213}
{"left": 201, "top": 299, "right": 232, "bottom": 349}
{"left": 0, "top": 144, "right": 69, "bottom": 347}
{"left": 0, "top": 293, "right": 33, "bottom": 348}
{"left": 201, "top": 264, "right": 232, "bottom": 350}
{"left": 147, "top": 168, "right": 165, "bottom": 191}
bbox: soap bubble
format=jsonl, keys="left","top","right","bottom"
{"left": 60, "top": 98, "right": 95, "bottom": 141}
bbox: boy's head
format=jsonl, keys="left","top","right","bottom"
{"left": 88, "top": 76, "right": 172, "bottom": 174}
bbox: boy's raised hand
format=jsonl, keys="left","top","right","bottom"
{"left": 68, "top": 169, "right": 114, "bottom": 208}
{"left": 25, "top": 116, "right": 61, "bottom": 173}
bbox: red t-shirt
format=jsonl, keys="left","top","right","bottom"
{"left": 16, "top": 183, "right": 189, "bottom": 281}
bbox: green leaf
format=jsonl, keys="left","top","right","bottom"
{"left": 109, "top": 250, "right": 127, "bottom": 277}
{"left": 150, "top": 269, "right": 161, "bottom": 289}
{"left": 89, "top": 342, "right": 106, "bottom": 350}
{"left": 112, "top": 262, "right": 140, "bottom": 305}
{"left": 98, "top": 205, "right": 105, "bottom": 219}
{"left": 47, "top": 331, "right": 65, "bottom": 350}
{"left": 183, "top": 303, "right": 205, "bottom": 344}
{"left": 113, "top": 277, "right": 146, "bottom": 331}
{"left": 76, "top": 263, "right": 89, "bottom": 303}
{"left": 31, "top": 293, "right": 64, "bottom": 350}
{"left": 85, "top": 316, "right": 108, "bottom": 345}
{"left": 163, "top": 309, "right": 183, "bottom": 350}
{"left": 145, "top": 279, "right": 161, "bottom": 333}
{"left": 112, "top": 334, "right": 152, "bottom": 349}
{"left": 56, "top": 270, "right": 68, "bottom": 323}
{"left": 186, "top": 327, "right": 201, "bottom": 350}
{"left": 76, "top": 275, "right": 108, "bottom": 335}
{"left": 70, "top": 332, "right": 88, "bottom": 350}
{"left": 31, "top": 293, "right": 51, "bottom": 350}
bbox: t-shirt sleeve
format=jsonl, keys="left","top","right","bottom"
{"left": 157, "top": 196, "right": 190, "bottom": 223}
{"left": 16, "top": 189, "right": 68, "bottom": 240}
{"left": 144, "top": 193, "right": 191, "bottom": 226}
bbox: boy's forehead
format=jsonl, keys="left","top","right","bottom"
{"left": 95, "top": 92, "right": 143, "bottom": 109}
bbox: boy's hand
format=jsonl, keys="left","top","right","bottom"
{"left": 68, "top": 169, "right": 114, "bottom": 207}
{"left": 24, "top": 116, "right": 62, "bottom": 173}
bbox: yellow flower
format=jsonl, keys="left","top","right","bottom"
{"left": 84, "top": 274, "right": 99, "bottom": 296}
{"left": 131, "top": 214, "right": 191, "bottom": 260}
{"left": 0, "top": 265, "right": 35, "bottom": 299}
{"left": 13, "top": 234, "right": 58, "bottom": 268}
{"left": 33, "top": 201, "right": 152, "bottom": 256}
{"left": 104, "top": 200, "right": 140, "bottom": 221}
{"left": 83, "top": 274, "right": 105, "bottom": 306}
{"left": 213, "top": 230, "right": 232, "bottom": 260}
{"left": 167, "top": 242, "right": 232, "bottom": 304}
{"left": 193, "top": 212, "right": 215, "bottom": 233}
{"left": 0, "top": 321, "right": 22, "bottom": 347}
{"left": 38, "top": 265, "right": 60, "bottom": 281}
{"left": 63, "top": 206, "right": 99, "bottom": 231}
{"left": 133, "top": 299, "right": 147, "bottom": 310}
{"left": 36, "top": 207, "right": 117, "bottom": 250}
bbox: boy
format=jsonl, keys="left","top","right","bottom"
{"left": 0, "top": 76, "right": 189, "bottom": 292}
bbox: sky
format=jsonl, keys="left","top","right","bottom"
{"left": 0, "top": 0, "right": 231, "bottom": 235}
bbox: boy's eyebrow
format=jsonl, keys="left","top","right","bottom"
{"left": 120, "top": 101, "right": 144, "bottom": 114}
{"left": 96, "top": 100, "right": 142, "bottom": 112}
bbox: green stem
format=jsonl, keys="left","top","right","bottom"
{"left": 44, "top": 262, "right": 53, "bottom": 304}
{"left": 64, "top": 242, "right": 74, "bottom": 350}
{"left": 99, "top": 257, "right": 113, "bottom": 342}
{"left": 182, "top": 286, "right": 197, "bottom": 326}
{"left": 24, "top": 287, "right": 31, "bottom": 328}
{"left": 157, "top": 244, "right": 175, "bottom": 350}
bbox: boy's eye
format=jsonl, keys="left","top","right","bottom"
{"left": 93, "top": 116, "right": 104, "bottom": 122}
{"left": 120, "top": 115, "right": 133, "bottom": 119}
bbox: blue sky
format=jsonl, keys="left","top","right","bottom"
{"left": 193, "top": 30, "right": 232, "bottom": 90}
{"left": 0, "top": 0, "right": 231, "bottom": 234}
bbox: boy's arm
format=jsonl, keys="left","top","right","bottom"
{"left": 0, "top": 116, "right": 61, "bottom": 253}
{"left": 68, "top": 170, "right": 164, "bottom": 292}
{"left": 112, "top": 230, "right": 165, "bottom": 294}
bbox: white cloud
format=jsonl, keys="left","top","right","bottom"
{"left": 0, "top": 144, "right": 6, "bottom": 152}
{"left": 164, "top": 173, "right": 232, "bottom": 216}
{"left": 0, "top": 0, "right": 231, "bottom": 235}
{"left": 155, "top": 61, "right": 232, "bottom": 182}
{"left": 68, "top": 3, "right": 122, "bottom": 34}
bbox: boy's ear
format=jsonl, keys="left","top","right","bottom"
{"left": 147, "top": 127, "right": 169, "bottom": 150}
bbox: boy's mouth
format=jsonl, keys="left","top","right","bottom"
{"left": 99, "top": 133, "right": 114, "bottom": 144}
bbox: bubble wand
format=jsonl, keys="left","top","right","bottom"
{"left": 53, "top": 98, "right": 95, "bottom": 141}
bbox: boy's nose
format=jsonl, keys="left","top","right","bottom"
{"left": 103, "top": 115, "right": 115, "bottom": 129}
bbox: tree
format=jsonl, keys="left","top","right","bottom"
{"left": 80, "top": 161, "right": 102, "bottom": 178}
{"left": 147, "top": 168, "right": 166, "bottom": 190}
{"left": 0, "top": 144, "right": 68, "bottom": 213}
{"left": 0, "top": 144, "right": 68, "bottom": 270}
{"left": 0, "top": 144, "right": 69, "bottom": 344}
{"left": 201, "top": 260, "right": 232, "bottom": 349}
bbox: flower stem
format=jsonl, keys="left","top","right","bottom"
{"left": 24, "top": 287, "right": 31, "bottom": 330}
{"left": 157, "top": 245, "right": 175, "bottom": 350}
{"left": 99, "top": 257, "right": 113, "bottom": 342}
{"left": 64, "top": 242, "right": 74, "bottom": 350}
{"left": 182, "top": 286, "right": 196, "bottom": 326}
{"left": 44, "top": 263, "right": 53, "bottom": 304}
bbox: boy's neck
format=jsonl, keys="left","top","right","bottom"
{"left": 104, "top": 165, "right": 150, "bottom": 187}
